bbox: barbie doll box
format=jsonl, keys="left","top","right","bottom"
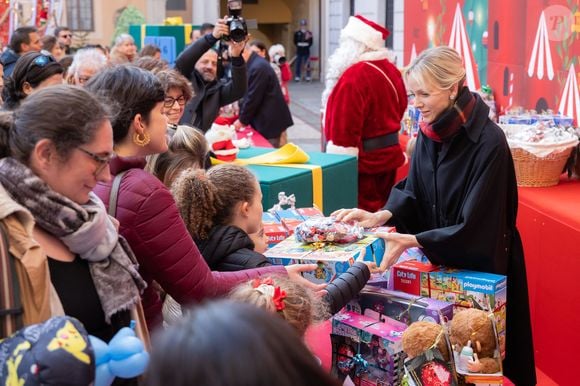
{"left": 345, "top": 287, "right": 454, "bottom": 325}
{"left": 331, "top": 311, "right": 407, "bottom": 385}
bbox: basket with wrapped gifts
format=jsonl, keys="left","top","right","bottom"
{"left": 500, "top": 123, "right": 579, "bottom": 187}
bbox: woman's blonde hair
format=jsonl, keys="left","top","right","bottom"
{"left": 405, "top": 46, "right": 466, "bottom": 91}
{"left": 229, "top": 275, "right": 330, "bottom": 337}
{"left": 146, "top": 125, "right": 209, "bottom": 187}
{"left": 171, "top": 164, "right": 258, "bottom": 240}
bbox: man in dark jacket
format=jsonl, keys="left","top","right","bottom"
{"left": 234, "top": 44, "right": 293, "bottom": 148}
{"left": 175, "top": 18, "right": 246, "bottom": 132}
{"left": 1, "top": 26, "right": 42, "bottom": 78}
{"left": 293, "top": 19, "right": 313, "bottom": 82}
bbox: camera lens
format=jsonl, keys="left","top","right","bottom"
{"left": 229, "top": 19, "right": 247, "bottom": 43}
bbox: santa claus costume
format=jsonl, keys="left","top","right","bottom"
{"left": 323, "top": 15, "right": 407, "bottom": 212}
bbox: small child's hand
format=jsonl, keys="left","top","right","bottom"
{"left": 285, "top": 264, "right": 327, "bottom": 292}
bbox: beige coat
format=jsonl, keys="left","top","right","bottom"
{"left": 0, "top": 184, "right": 63, "bottom": 328}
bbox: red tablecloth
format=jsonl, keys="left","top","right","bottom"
{"left": 236, "top": 127, "right": 272, "bottom": 148}
{"left": 517, "top": 177, "right": 580, "bottom": 385}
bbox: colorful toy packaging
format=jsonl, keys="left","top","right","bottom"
{"left": 428, "top": 269, "right": 507, "bottom": 358}
{"left": 273, "top": 208, "right": 304, "bottom": 234}
{"left": 264, "top": 233, "right": 386, "bottom": 284}
{"left": 391, "top": 260, "right": 439, "bottom": 296}
{"left": 294, "top": 217, "right": 364, "bottom": 244}
{"left": 346, "top": 287, "right": 453, "bottom": 325}
{"left": 331, "top": 311, "right": 407, "bottom": 386}
{"left": 262, "top": 212, "right": 288, "bottom": 247}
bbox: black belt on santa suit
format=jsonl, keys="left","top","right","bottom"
{"left": 362, "top": 132, "right": 399, "bottom": 152}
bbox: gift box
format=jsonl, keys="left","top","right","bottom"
{"left": 273, "top": 208, "right": 303, "bottom": 234}
{"left": 239, "top": 147, "right": 357, "bottom": 215}
{"left": 331, "top": 311, "right": 407, "bottom": 386}
{"left": 297, "top": 207, "right": 324, "bottom": 219}
{"left": 264, "top": 233, "right": 386, "bottom": 284}
{"left": 428, "top": 269, "right": 507, "bottom": 356}
{"left": 391, "top": 260, "right": 439, "bottom": 296}
{"left": 128, "top": 24, "right": 194, "bottom": 66}
{"left": 346, "top": 287, "right": 454, "bottom": 325}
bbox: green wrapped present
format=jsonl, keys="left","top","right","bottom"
{"left": 238, "top": 147, "right": 358, "bottom": 215}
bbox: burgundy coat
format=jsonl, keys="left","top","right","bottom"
{"left": 94, "top": 156, "right": 285, "bottom": 330}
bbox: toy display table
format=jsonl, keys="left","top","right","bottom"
{"left": 517, "top": 177, "right": 580, "bottom": 385}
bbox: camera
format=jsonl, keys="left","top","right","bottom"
{"left": 224, "top": 0, "right": 248, "bottom": 43}
{"left": 273, "top": 53, "right": 287, "bottom": 66}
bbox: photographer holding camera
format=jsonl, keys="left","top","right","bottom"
{"left": 175, "top": 15, "right": 248, "bottom": 133}
{"left": 269, "top": 44, "right": 292, "bottom": 104}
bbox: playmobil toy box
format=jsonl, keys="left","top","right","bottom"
{"left": 296, "top": 207, "right": 324, "bottom": 219}
{"left": 346, "top": 287, "right": 453, "bottom": 325}
{"left": 331, "top": 311, "right": 407, "bottom": 386}
{"left": 429, "top": 269, "right": 507, "bottom": 356}
{"left": 391, "top": 260, "right": 439, "bottom": 296}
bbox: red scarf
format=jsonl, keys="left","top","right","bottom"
{"left": 419, "top": 87, "right": 476, "bottom": 143}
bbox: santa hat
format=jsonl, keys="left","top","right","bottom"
{"left": 340, "top": 15, "right": 390, "bottom": 51}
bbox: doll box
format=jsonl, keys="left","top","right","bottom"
{"left": 391, "top": 260, "right": 439, "bottom": 297}
{"left": 264, "top": 234, "right": 386, "bottom": 284}
{"left": 240, "top": 148, "right": 358, "bottom": 215}
{"left": 346, "top": 287, "right": 454, "bottom": 325}
{"left": 331, "top": 311, "right": 407, "bottom": 385}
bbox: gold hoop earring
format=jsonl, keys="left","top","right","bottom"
{"left": 133, "top": 132, "right": 151, "bottom": 147}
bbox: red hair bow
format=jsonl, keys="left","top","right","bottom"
{"left": 272, "top": 286, "right": 287, "bottom": 311}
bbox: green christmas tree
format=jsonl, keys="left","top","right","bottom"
{"left": 111, "top": 5, "right": 145, "bottom": 45}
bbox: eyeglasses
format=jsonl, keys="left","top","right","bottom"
{"left": 28, "top": 54, "right": 56, "bottom": 71}
{"left": 163, "top": 95, "right": 186, "bottom": 108}
{"left": 76, "top": 75, "right": 92, "bottom": 85}
{"left": 78, "top": 147, "right": 114, "bottom": 176}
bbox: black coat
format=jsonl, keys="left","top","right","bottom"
{"left": 238, "top": 52, "right": 293, "bottom": 139}
{"left": 175, "top": 34, "right": 247, "bottom": 132}
{"left": 196, "top": 225, "right": 270, "bottom": 271}
{"left": 386, "top": 95, "right": 536, "bottom": 385}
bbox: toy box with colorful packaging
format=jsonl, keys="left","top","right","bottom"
{"left": 345, "top": 287, "right": 453, "bottom": 325}
{"left": 331, "top": 311, "right": 407, "bottom": 386}
{"left": 262, "top": 212, "right": 287, "bottom": 247}
{"left": 391, "top": 260, "right": 439, "bottom": 296}
{"left": 428, "top": 269, "right": 507, "bottom": 357}
{"left": 264, "top": 231, "right": 387, "bottom": 284}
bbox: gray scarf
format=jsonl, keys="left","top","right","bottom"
{"left": 0, "top": 157, "right": 147, "bottom": 323}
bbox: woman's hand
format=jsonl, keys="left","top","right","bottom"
{"left": 375, "top": 232, "right": 420, "bottom": 271}
{"left": 332, "top": 208, "right": 392, "bottom": 228}
{"left": 285, "top": 264, "right": 327, "bottom": 294}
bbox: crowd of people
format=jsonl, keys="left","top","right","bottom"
{"left": 0, "top": 13, "right": 536, "bottom": 386}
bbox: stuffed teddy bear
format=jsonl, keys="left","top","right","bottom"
{"left": 205, "top": 117, "right": 239, "bottom": 162}
{"left": 449, "top": 308, "right": 500, "bottom": 374}
{"left": 402, "top": 321, "right": 450, "bottom": 362}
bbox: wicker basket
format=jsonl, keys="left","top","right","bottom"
{"left": 511, "top": 146, "right": 575, "bottom": 187}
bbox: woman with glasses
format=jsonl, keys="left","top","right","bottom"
{"left": 154, "top": 69, "right": 193, "bottom": 135}
{"left": 2, "top": 52, "right": 64, "bottom": 110}
{"left": 85, "top": 65, "right": 323, "bottom": 331}
{"left": 0, "top": 85, "right": 146, "bottom": 344}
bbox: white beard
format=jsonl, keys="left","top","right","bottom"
{"left": 321, "top": 39, "right": 394, "bottom": 114}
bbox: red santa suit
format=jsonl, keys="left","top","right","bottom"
{"left": 324, "top": 15, "right": 407, "bottom": 212}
